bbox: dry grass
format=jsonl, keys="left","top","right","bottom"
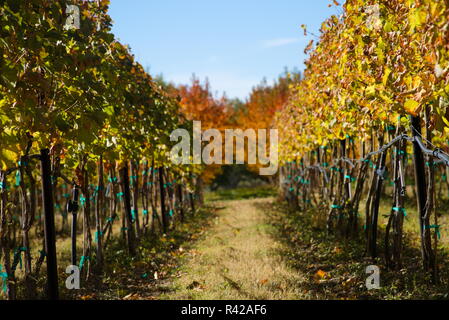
{"left": 162, "top": 198, "right": 307, "bottom": 300}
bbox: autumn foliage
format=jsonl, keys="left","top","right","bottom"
{"left": 177, "top": 76, "right": 233, "bottom": 130}
{"left": 276, "top": 0, "right": 449, "bottom": 161}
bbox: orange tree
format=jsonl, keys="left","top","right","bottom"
{"left": 177, "top": 76, "right": 234, "bottom": 187}
{"left": 237, "top": 71, "right": 300, "bottom": 177}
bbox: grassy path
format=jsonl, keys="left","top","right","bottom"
{"left": 161, "top": 198, "right": 306, "bottom": 300}
{"left": 64, "top": 191, "right": 448, "bottom": 300}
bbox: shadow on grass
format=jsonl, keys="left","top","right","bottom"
{"left": 206, "top": 186, "right": 277, "bottom": 202}
{"left": 256, "top": 201, "right": 449, "bottom": 300}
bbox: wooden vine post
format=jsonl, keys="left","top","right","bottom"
{"left": 177, "top": 184, "right": 184, "bottom": 222}
{"left": 368, "top": 135, "right": 386, "bottom": 259}
{"left": 68, "top": 185, "right": 80, "bottom": 267}
{"left": 410, "top": 116, "right": 434, "bottom": 272}
{"left": 95, "top": 156, "right": 104, "bottom": 271}
{"left": 159, "top": 167, "right": 168, "bottom": 233}
{"left": 119, "top": 165, "right": 136, "bottom": 256}
{"left": 40, "top": 149, "right": 59, "bottom": 300}
{"left": 130, "top": 161, "right": 141, "bottom": 238}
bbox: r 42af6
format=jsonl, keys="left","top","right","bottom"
{"left": 225, "top": 305, "right": 267, "bottom": 315}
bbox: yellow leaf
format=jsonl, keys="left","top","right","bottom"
{"left": 382, "top": 67, "right": 391, "bottom": 85}
{"left": 442, "top": 116, "right": 449, "bottom": 127}
{"left": 404, "top": 99, "right": 420, "bottom": 115}
{"left": 316, "top": 270, "right": 327, "bottom": 279}
{"left": 412, "top": 75, "right": 422, "bottom": 88}
{"left": 1, "top": 149, "right": 17, "bottom": 162}
{"left": 365, "top": 85, "right": 376, "bottom": 98}
{"left": 39, "top": 48, "right": 49, "bottom": 60}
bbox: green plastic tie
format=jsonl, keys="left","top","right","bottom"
{"left": 0, "top": 265, "right": 7, "bottom": 293}
{"left": 392, "top": 207, "right": 407, "bottom": 217}
{"left": 131, "top": 209, "right": 136, "bottom": 221}
{"left": 169, "top": 209, "right": 174, "bottom": 217}
{"left": 94, "top": 231, "right": 103, "bottom": 243}
{"left": 331, "top": 204, "right": 342, "bottom": 209}
{"left": 143, "top": 210, "right": 149, "bottom": 216}
{"left": 425, "top": 225, "right": 441, "bottom": 239}
{"left": 344, "top": 175, "right": 356, "bottom": 182}
{"left": 108, "top": 176, "right": 118, "bottom": 183}
{"left": 12, "top": 247, "right": 27, "bottom": 271}
{"left": 39, "top": 250, "right": 46, "bottom": 259}
{"left": 15, "top": 170, "right": 21, "bottom": 187}
{"left": 79, "top": 256, "right": 90, "bottom": 271}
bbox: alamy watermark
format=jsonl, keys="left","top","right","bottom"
{"left": 365, "top": 265, "right": 381, "bottom": 290}
{"left": 365, "top": 4, "right": 381, "bottom": 30}
{"left": 65, "top": 5, "right": 80, "bottom": 30}
{"left": 170, "top": 121, "right": 279, "bottom": 176}
{"left": 65, "top": 265, "right": 80, "bottom": 290}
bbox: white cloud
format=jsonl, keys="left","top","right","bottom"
{"left": 264, "top": 38, "right": 300, "bottom": 48}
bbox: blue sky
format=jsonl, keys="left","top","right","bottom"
{"left": 108, "top": 0, "right": 340, "bottom": 100}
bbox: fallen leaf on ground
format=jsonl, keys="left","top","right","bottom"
{"left": 315, "top": 269, "right": 328, "bottom": 280}
{"left": 187, "top": 281, "right": 205, "bottom": 290}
